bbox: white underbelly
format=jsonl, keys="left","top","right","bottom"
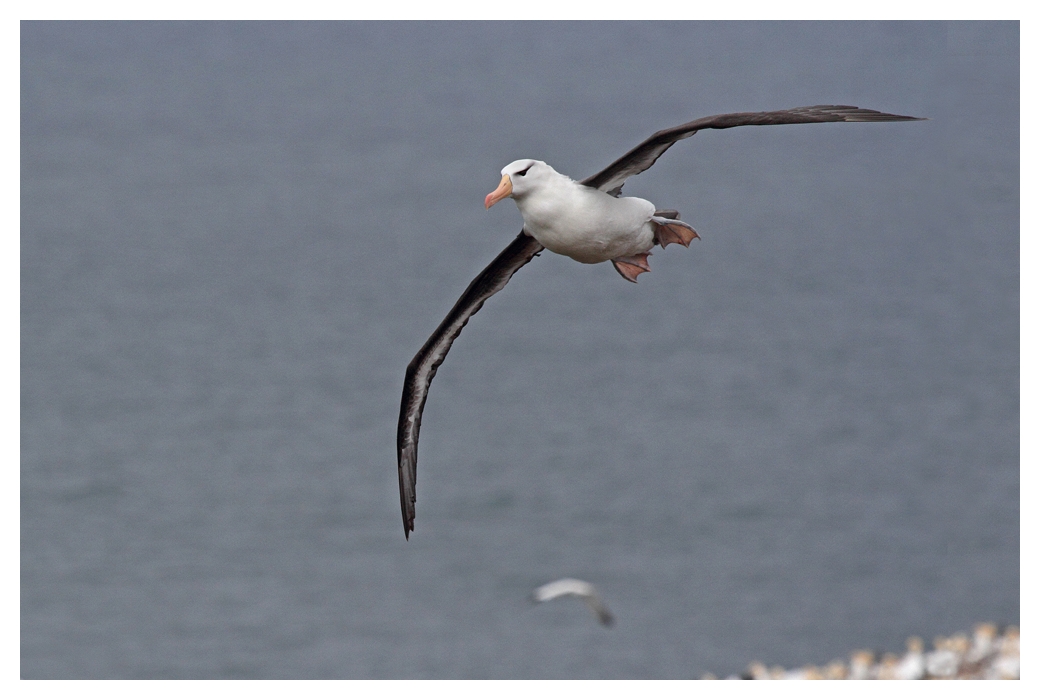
{"left": 521, "top": 193, "right": 657, "bottom": 264}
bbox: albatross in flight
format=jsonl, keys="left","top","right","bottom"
{"left": 397, "top": 105, "right": 923, "bottom": 539}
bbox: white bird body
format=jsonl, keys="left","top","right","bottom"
{"left": 499, "top": 160, "right": 657, "bottom": 264}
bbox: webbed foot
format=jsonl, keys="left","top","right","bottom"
{"left": 651, "top": 216, "right": 699, "bottom": 248}
{"left": 612, "top": 253, "right": 652, "bottom": 283}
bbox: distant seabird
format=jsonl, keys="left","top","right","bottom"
{"left": 397, "top": 106, "right": 924, "bottom": 538}
{"left": 532, "top": 578, "right": 614, "bottom": 627}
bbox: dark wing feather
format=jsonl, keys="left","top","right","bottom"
{"left": 398, "top": 231, "right": 544, "bottom": 538}
{"left": 580, "top": 105, "right": 924, "bottom": 195}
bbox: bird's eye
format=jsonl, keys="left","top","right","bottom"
{"left": 516, "top": 166, "right": 531, "bottom": 176}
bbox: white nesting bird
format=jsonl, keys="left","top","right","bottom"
{"left": 925, "top": 635, "right": 964, "bottom": 678}
{"left": 965, "top": 622, "right": 998, "bottom": 665}
{"left": 532, "top": 578, "right": 614, "bottom": 627}
{"left": 847, "top": 650, "right": 875, "bottom": 680}
{"left": 894, "top": 636, "right": 926, "bottom": 680}
{"left": 397, "top": 106, "right": 924, "bottom": 538}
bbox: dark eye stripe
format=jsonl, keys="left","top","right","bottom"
{"left": 516, "top": 166, "right": 531, "bottom": 176}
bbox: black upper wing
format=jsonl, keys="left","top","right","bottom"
{"left": 397, "top": 231, "right": 544, "bottom": 538}
{"left": 580, "top": 105, "right": 924, "bottom": 196}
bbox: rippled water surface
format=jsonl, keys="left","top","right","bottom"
{"left": 21, "top": 21, "right": 1018, "bottom": 678}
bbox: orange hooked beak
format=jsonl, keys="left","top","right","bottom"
{"left": 484, "top": 174, "right": 513, "bottom": 209}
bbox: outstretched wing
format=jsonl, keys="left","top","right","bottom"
{"left": 398, "top": 231, "right": 544, "bottom": 538}
{"left": 580, "top": 105, "right": 924, "bottom": 195}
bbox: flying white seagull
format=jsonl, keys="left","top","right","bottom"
{"left": 397, "top": 105, "right": 923, "bottom": 538}
{"left": 532, "top": 578, "right": 615, "bottom": 627}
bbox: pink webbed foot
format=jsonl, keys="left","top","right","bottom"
{"left": 651, "top": 215, "right": 699, "bottom": 248}
{"left": 612, "top": 252, "right": 652, "bottom": 283}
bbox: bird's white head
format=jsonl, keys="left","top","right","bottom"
{"left": 484, "top": 159, "right": 549, "bottom": 209}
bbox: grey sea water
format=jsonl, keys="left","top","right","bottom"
{"left": 21, "top": 21, "right": 1018, "bottom": 679}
